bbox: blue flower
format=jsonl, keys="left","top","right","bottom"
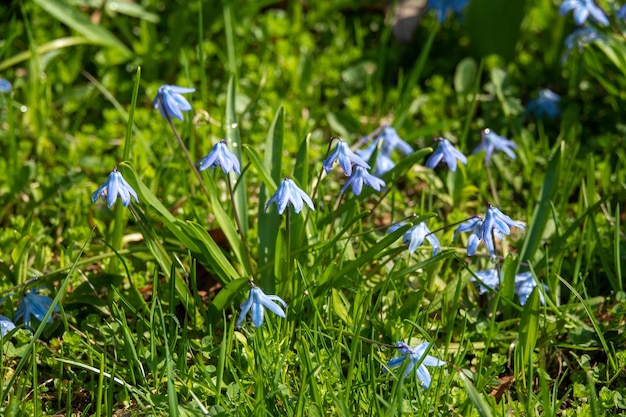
{"left": 0, "top": 316, "right": 15, "bottom": 337}
{"left": 265, "top": 178, "right": 315, "bottom": 215}
{"left": 15, "top": 289, "right": 59, "bottom": 330}
{"left": 385, "top": 342, "right": 445, "bottom": 389}
{"left": 323, "top": 138, "right": 370, "bottom": 176}
{"left": 0, "top": 78, "right": 12, "bottom": 93}
{"left": 390, "top": 222, "right": 441, "bottom": 255}
{"left": 197, "top": 140, "right": 241, "bottom": 174}
{"left": 356, "top": 143, "right": 396, "bottom": 176}
{"left": 92, "top": 168, "right": 139, "bottom": 208}
{"left": 526, "top": 89, "right": 561, "bottom": 119}
{"left": 426, "top": 0, "right": 470, "bottom": 23}
{"left": 341, "top": 166, "right": 385, "bottom": 196}
{"left": 235, "top": 282, "right": 287, "bottom": 328}
{"left": 453, "top": 216, "right": 484, "bottom": 256}
{"left": 481, "top": 205, "right": 525, "bottom": 257}
{"left": 563, "top": 27, "right": 602, "bottom": 61}
{"left": 378, "top": 126, "right": 413, "bottom": 157}
{"left": 618, "top": 5, "right": 626, "bottom": 20}
{"left": 514, "top": 272, "right": 546, "bottom": 306}
{"left": 559, "top": 0, "right": 609, "bottom": 26}
{"left": 471, "top": 269, "right": 546, "bottom": 306}
{"left": 425, "top": 138, "right": 468, "bottom": 171}
{"left": 153, "top": 84, "right": 195, "bottom": 121}
{"left": 473, "top": 128, "right": 517, "bottom": 164}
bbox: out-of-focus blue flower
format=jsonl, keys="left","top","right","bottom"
{"left": 526, "top": 89, "right": 561, "bottom": 119}
{"left": 197, "top": 140, "right": 241, "bottom": 175}
{"left": 0, "top": 78, "right": 12, "bottom": 93}
{"left": 559, "top": 0, "right": 609, "bottom": 26}
{"left": 265, "top": 178, "right": 314, "bottom": 215}
{"left": 0, "top": 316, "right": 15, "bottom": 337}
{"left": 481, "top": 205, "right": 525, "bottom": 257}
{"left": 618, "top": 5, "right": 626, "bottom": 20}
{"left": 385, "top": 341, "right": 445, "bottom": 389}
{"left": 471, "top": 269, "right": 546, "bottom": 306}
{"left": 153, "top": 84, "right": 195, "bottom": 121}
{"left": 563, "top": 27, "right": 601, "bottom": 61}
{"left": 453, "top": 216, "right": 483, "bottom": 256}
{"left": 15, "top": 289, "right": 59, "bottom": 330}
{"left": 390, "top": 222, "right": 440, "bottom": 255}
{"left": 425, "top": 138, "right": 468, "bottom": 171}
{"left": 470, "top": 269, "right": 500, "bottom": 294}
{"left": 92, "top": 168, "right": 139, "bottom": 208}
{"left": 356, "top": 143, "right": 396, "bottom": 176}
{"left": 341, "top": 166, "right": 385, "bottom": 196}
{"left": 323, "top": 139, "right": 370, "bottom": 176}
{"left": 235, "top": 282, "right": 287, "bottom": 328}
{"left": 378, "top": 126, "right": 413, "bottom": 156}
{"left": 473, "top": 128, "right": 517, "bottom": 164}
{"left": 515, "top": 272, "right": 546, "bottom": 306}
{"left": 426, "top": 0, "right": 470, "bottom": 23}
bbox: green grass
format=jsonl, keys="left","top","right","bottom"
{"left": 0, "top": 0, "right": 625, "bottom": 415}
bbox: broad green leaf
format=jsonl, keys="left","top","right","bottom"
{"left": 458, "top": 370, "right": 494, "bottom": 417}
{"left": 454, "top": 57, "right": 478, "bottom": 95}
{"left": 211, "top": 277, "right": 249, "bottom": 311}
{"left": 518, "top": 286, "right": 540, "bottom": 371}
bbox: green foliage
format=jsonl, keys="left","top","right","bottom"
{"left": 0, "top": 0, "right": 624, "bottom": 415}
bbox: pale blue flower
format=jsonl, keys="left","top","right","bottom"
{"left": 471, "top": 269, "right": 546, "bottom": 306}
{"left": 265, "top": 178, "right": 314, "bottom": 215}
{"left": 559, "top": 0, "right": 609, "bottom": 26}
{"left": 427, "top": 0, "right": 470, "bottom": 23}
{"left": 153, "top": 84, "right": 195, "bottom": 121}
{"left": 514, "top": 272, "right": 546, "bottom": 306}
{"left": 15, "top": 289, "right": 59, "bottom": 330}
{"left": 197, "top": 140, "right": 241, "bottom": 174}
{"left": 92, "top": 168, "right": 139, "bottom": 208}
{"left": 341, "top": 166, "right": 385, "bottom": 196}
{"left": 526, "top": 89, "right": 561, "bottom": 119}
{"left": 0, "top": 78, "right": 11, "bottom": 93}
{"left": 453, "top": 216, "right": 483, "bottom": 256}
{"left": 356, "top": 143, "right": 396, "bottom": 176}
{"left": 0, "top": 316, "right": 15, "bottom": 337}
{"left": 473, "top": 128, "right": 517, "bottom": 164}
{"left": 323, "top": 139, "right": 370, "bottom": 176}
{"left": 235, "top": 283, "right": 287, "bottom": 328}
{"left": 425, "top": 138, "right": 467, "bottom": 171}
{"left": 390, "top": 222, "right": 440, "bottom": 255}
{"left": 378, "top": 126, "right": 413, "bottom": 156}
{"left": 563, "top": 27, "right": 601, "bottom": 61}
{"left": 481, "top": 205, "right": 525, "bottom": 257}
{"left": 385, "top": 342, "right": 445, "bottom": 389}
{"left": 618, "top": 5, "right": 626, "bottom": 20}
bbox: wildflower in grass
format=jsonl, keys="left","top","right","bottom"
{"left": 378, "top": 125, "right": 413, "bottom": 156}
{"left": 481, "top": 205, "right": 525, "bottom": 257}
{"left": 356, "top": 143, "right": 396, "bottom": 176}
{"left": 341, "top": 166, "right": 385, "bottom": 196}
{"left": 153, "top": 84, "right": 195, "bottom": 121}
{"left": 563, "top": 27, "right": 601, "bottom": 61}
{"left": 471, "top": 268, "right": 500, "bottom": 294}
{"left": 197, "top": 140, "right": 241, "bottom": 175}
{"left": 235, "top": 282, "right": 287, "bottom": 328}
{"left": 515, "top": 271, "right": 546, "bottom": 306}
{"left": 453, "top": 216, "right": 484, "bottom": 256}
{"left": 390, "top": 222, "right": 440, "bottom": 256}
{"left": 618, "top": 5, "right": 626, "bottom": 20}
{"left": 425, "top": 138, "right": 467, "bottom": 171}
{"left": 0, "top": 316, "right": 15, "bottom": 337}
{"left": 559, "top": 0, "right": 608, "bottom": 26}
{"left": 15, "top": 289, "right": 59, "bottom": 330}
{"left": 426, "top": 0, "right": 470, "bottom": 23}
{"left": 0, "top": 78, "right": 11, "bottom": 93}
{"left": 323, "top": 139, "right": 370, "bottom": 176}
{"left": 473, "top": 128, "right": 517, "bottom": 164}
{"left": 385, "top": 342, "right": 445, "bottom": 389}
{"left": 526, "top": 89, "right": 561, "bottom": 119}
{"left": 265, "top": 178, "right": 314, "bottom": 215}
{"left": 92, "top": 167, "right": 139, "bottom": 208}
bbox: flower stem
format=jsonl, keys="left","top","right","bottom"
{"left": 226, "top": 174, "right": 254, "bottom": 273}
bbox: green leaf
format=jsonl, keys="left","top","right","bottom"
{"left": 458, "top": 370, "right": 494, "bottom": 417}
{"left": 518, "top": 285, "right": 540, "bottom": 371}
{"left": 454, "top": 57, "right": 478, "bottom": 95}
{"left": 211, "top": 277, "right": 249, "bottom": 311}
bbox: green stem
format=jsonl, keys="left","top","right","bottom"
{"left": 226, "top": 174, "right": 254, "bottom": 272}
